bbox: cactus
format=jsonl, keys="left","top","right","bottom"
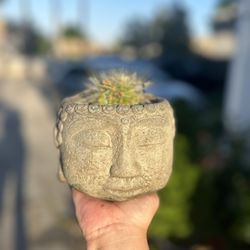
{"left": 83, "top": 70, "right": 152, "bottom": 105}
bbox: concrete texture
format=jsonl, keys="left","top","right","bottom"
{"left": 55, "top": 93, "right": 175, "bottom": 201}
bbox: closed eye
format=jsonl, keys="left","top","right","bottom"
{"left": 73, "top": 130, "right": 112, "bottom": 148}
{"left": 134, "top": 128, "right": 165, "bottom": 147}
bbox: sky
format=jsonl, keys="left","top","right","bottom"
{"left": 0, "top": 0, "right": 218, "bottom": 46}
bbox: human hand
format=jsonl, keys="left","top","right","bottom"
{"left": 72, "top": 189, "right": 159, "bottom": 250}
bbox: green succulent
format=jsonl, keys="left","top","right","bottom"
{"left": 83, "top": 70, "right": 152, "bottom": 105}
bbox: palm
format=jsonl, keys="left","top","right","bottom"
{"left": 72, "top": 189, "right": 159, "bottom": 238}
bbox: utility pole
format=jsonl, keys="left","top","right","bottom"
{"left": 51, "top": 0, "right": 61, "bottom": 38}
{"left": 20, "top": 0, "right": 30, "bottom": 26}
{"left": 0, "top": 0, "right": 5, "bottom": 20}
{"left": 77, "top": 0, "right": 89, "bottom": 37}
{"left": 224, "top": 0, "right": 250, "bottom": 135}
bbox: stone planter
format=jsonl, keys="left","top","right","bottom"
{"left": 54, "top": 93, "right": 175, "bottom": 201}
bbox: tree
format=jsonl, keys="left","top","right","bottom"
{"left": 20, "top": 0, "right": 30, "bottom": 24}
{"left": 151, "top": 5, "right": 190, "bottom": 57}
{"left": 120, "top": 4, "right": 190, "bottom": 58}
{"left": 7, "top": 22, "right": 51, "bottom": 55}
{"left": 212, "top": 0, "right": 237, "bottom": 32}
{"left": 218, "top": 0, "right": 236, "bottom": 8}
{"left": 0, "top": 0, "right": 6, "bottom": 17}
{"left": 121, "top": 18, "right": 150, "bottom": 48}
{"left": 61, "top": 25, "right": 85, "bottom": 39}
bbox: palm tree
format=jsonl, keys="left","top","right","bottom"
{"left": 77, "top": 0, "right": 89, "bottom": 37}
{"left": 0, "top": 0, "right": 6, "bottom": 19}
{"left": 20, "top": 0, "right": 30, "bottom": 25}
{"left": 51, "top": 0, "right": 61, "bottom": 38}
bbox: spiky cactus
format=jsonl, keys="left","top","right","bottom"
{"left": 83, "top": 70, "right": 152, "bottom": 105}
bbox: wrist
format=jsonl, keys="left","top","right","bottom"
{"left": 86, "top": 224, "right": 149, "bottom": 250}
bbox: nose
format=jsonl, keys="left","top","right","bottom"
{"left": 110, "top": 144, "right": 141, "bottom": 178}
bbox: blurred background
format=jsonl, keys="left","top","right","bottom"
{"left": 0, "top": 0, "right": 250, "bottom": 249}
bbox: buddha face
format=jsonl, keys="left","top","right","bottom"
{"left": 56, "top": 102, "right": 175, "bottom": 201}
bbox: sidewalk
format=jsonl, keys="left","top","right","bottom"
{"left": 0, "top": 80, "right": 84, "bottom": 250}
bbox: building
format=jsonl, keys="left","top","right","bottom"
{"left": 191, "top": 32, "right": 235, "bottom": 59}
{"left": 53, "top": 36, "right": 103, "bottom": 58}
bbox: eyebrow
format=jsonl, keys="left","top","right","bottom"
{"left": 133, "top": 117, "right": 168, "bottom": 127}
{"left": 66, "top": 117, "right": 118, "bottom": 138}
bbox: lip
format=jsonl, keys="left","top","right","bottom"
{"left": 103, "top": 176, "right": 148, "bottom": 193}
{"left": 104, "top": 186, "right": 143, "bottom": 193}
{"left": 103, "top": 186, "right": 146, "bottom": 199}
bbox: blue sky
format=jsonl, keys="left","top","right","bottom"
{"left": 1, "top": 0, "right": 218, "bottom": 45}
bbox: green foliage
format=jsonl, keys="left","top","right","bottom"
{"left": 84, "top": 71, "right": 151, "bottom": 105}
{"left": 13, "top": 24, "right": 52, "bottom": 55}
{"left": 218, "top": 0, "right": 236, "bottom": 8}
{"left": 149, "top": 135, "right": 201, "bottom": 239}
{"left": 231, "top": 174, "right": 250, "bottom": 242}
{"left": 121, "top": 19, "right": 150, "bottom": 48}
{"left": 191, "top": 139, "right": 250, "bottom": 246}
{"left": 212, "top": 0, "right": 237, "bottom": 33}
{"left": 153, "top": 6, "right": 190, "bottom": 56}
{"left": 147, "top": 93, "right": 250, "bottom": 248}
{"left": 121, "top": 4, "right": 190, "bottom": 57}
{"left": 36, "top": 34, "right": 52, "bottom": 54}
{"left": 61, "top": 26, "right": 85, "bottom": 39}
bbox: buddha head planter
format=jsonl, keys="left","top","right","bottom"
{"left": 54, "top": 71, "right": 175, "bottom": 201}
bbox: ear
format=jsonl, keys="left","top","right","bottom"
{"left": 54, "top": 125, "right": 61, "bottom": 148}
{"left": 58, "top": 164, "right": 67, "bottom": 183}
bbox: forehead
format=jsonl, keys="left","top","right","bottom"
{"left": 63, "top": 114, "right": 170, "bottom": 148}
{"left": 58, "top": 101, "right": 174, "bottom": 134}
{"left": 67, "top": 112, "right": 169, "bottom": 129}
